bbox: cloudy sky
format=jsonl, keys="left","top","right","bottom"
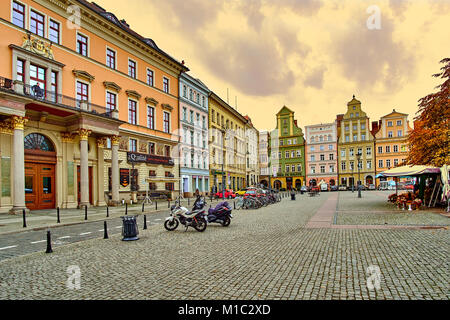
{"left": 94, "top": 0, "right": 450, "bottom": 131}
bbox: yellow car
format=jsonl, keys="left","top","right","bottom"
{"left": 235, "top": 188, "right": 248, "bottom": 196}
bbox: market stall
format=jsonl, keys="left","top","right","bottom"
{"left": 377, "top": 165, "right": 442, "bottom": 210}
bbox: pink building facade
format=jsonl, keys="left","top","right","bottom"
{"left": 305, "top": 122, "right": 338, "bottom": 189}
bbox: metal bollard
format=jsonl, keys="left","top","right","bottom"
{"left": 106, "top": 206, "right": 109, "bottom": 218}
{"left": 155, "top": 200, "right": 158, "bottom": 211}
{"left": 23, "top": 209, "right": 27, "bottom": 228}
{"left": 188, "top": 197, "right": 190, "bottom": 206}
{"left": 125, "top": 202, "right": 128, "bottom": 215}
{"left": 84, "top": 206, "right": 88, "bottom": 221}
{"left": 143, "top": 215, "right": 147, "bottom": 230}
{"left": 103, "top": 221, "right": 109, "bottom": 239}
{"left": 142, "top": 202, "right": 145, "bottom": 212}
{"left": 234, "top": 201, "right": 236, "bottom": 209}
{"left": 57, "top": 207, "right": 60, "bottom": 223}
{"left": 45, "top": 230, "right": 53, "bottom": 253}
{"left": 168, "top": 200, "right": 170, "bottom": 208}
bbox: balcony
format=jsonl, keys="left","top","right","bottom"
{"left": 0, "top": 76, "right": 118, "bottom": 120}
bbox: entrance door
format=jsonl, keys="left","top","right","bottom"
{"left": 25, "top": 163, "right": 56, "bottom": 210}
{"left": 77, "top": 166, "right": 93, "bottom": 205}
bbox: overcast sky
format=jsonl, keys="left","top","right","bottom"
{"left": 94, "top": 0, "right": 450, "bottom": 131}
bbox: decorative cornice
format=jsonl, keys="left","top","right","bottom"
{"left": 11, "top": 116, "right": 28, "bottom": 130}
{"left": 111, "top": 135, "right": 121, "bottom": 146}
{"left": 97, "top": 137, "right": 107, "bottom": 148}
{"left": 0, "top": 122, "right": 13, "bottom": 135}
{"left": 145, "top": 97, "right": 158, "bottom": 105}
{"left": 161, "top": 103, "right": 173, "bottom": 111}
{"left": 72, "top": 70, "right": 95, "bottom": 83}
{"left": 126, "top": 90, "right": 142, "bottom": 100}
{"left": 103, "top": 81, "right": 122, "bottom": 92}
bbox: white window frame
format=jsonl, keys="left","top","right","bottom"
{"left": 146, "top": 67, "right": 155, "bottom": 87}
{"left": 105, "top": 90, "right": 118, "bottom": 112}
{"left": 29, "top": 6, "right": 47, "bottom": 38}
{"left": 106, "top": 46, "right": 117, "bottom": 70}
{"left": 48, "top": 17, "right": 62, "bottom": 44}
{"left": 163, "top": 111, "right": 171, "bottom": 133}
{"left": 76, "top": 31, "right": 90, "bottom": 57}
{"left": 147, "top": 105, "right": 155, "bottom": 130}
{"left": 163, "top": 76, "right": 170, "bottom": 94}
{"left": 128, "top": 58, "right": 138, "bottom": 79}
{"left": 11, "top": 0, "right": 28, "bottom": 29}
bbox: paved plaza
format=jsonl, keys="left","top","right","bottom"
{"left": 0, "top": 191, "right": 448, "bottom": 300}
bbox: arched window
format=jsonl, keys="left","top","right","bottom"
{"left": 24, "top": 133, "right": 55, "bottom": 151}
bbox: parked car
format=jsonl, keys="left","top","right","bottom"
{"left": 214, "top": 189, "right": 236, "bottom": 199}
{"left": 300, "top": 186, "right": 308, "bottom": 193}
{"left": 368, "top": 184, "right": 376, "bottom": 190}
{"left": 320, "top": 184, "right": 329, "bottom": 192}
{"left": 235, "top": 188, "right": 248, "bottom": 196}
{"left": 338, "top": 185, "right": 347, "bottom": 191}
{"left": 330, "top": 185, "right": 339, "bottom": 191}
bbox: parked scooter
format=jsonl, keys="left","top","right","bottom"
{"left": 164, "top": 196, "right": 207, "bottom": 232}
{"left": 205, "top": 201, "right": 233, "bottom": 227}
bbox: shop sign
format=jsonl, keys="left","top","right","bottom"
{"left": 120, "top": 168, "right": 130, "bottom": 187}
{"left": 127, "top": 152, "right": 174, "bottom": 166}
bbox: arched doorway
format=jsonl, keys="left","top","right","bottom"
{"left": 260, "top": 180, "right": 268, "bottom": 188}
{"left": 330, "top": 179, "right": 336, "bottom": 186}
{"left": 273, "top": 180, "right": 282, "bottom": 190}
{"left": 309, "top": 179, "right": 317, "bottom": 186}
{"left": 24, "top": 133, "right": 56, "bottom": 210}
{"left": 366, "top": 175, "right": 374, "bottom": 185}
{"left": 295, "top": 179, "right": 302, "bottom": 189}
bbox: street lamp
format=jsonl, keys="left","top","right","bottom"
{"left": 351, "top": 164, "right": 354, "bottom": 193}
{"left": 356, "top": 152, "right": 362, "bottom": 198}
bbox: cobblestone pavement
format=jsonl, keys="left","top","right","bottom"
{"left": 336, "top": 191, "right": 450, "bottom": 226}
{"left": 0, "top": 192, "right": 448, "bottom": 300}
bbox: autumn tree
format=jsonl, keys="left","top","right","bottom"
{"left": 407, "top": 58, "right": 450, "bottom": 167}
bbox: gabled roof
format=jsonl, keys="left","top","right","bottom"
{"left": 276, "top": 106, "right": 294, "bottom": 116}
{"left": 380, "top": 109, "right": 409, "bottom": 118}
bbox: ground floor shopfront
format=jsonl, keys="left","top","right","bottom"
{"left": 180, "top": 168, "right": 210, "bottom": 197}
{"left": 209, "top": 169, "right": 245, "bottom": 193}
{"left": 306, "top": 176, "right": 338, "bottom": 187}
{"left": 270, "top": 176, "right": 305, "bottom": 190}
{"left": 338, "top": 172, "right": 375, "bottom": 187}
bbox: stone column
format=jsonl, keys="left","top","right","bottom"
{"left": 110, "top": 135, "right": 120, "bottom": 205}
{"left": 9, "top": 116, "right": 28, "bottom": 215}
{"left": 97, "top": 138, "right": 106, "bottom": 207}
{"left": 79, "top": 129, "right": 91, "bottom": 208}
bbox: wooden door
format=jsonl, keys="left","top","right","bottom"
{"left": 25, "top": 163, "right": 56, "bottom": 210}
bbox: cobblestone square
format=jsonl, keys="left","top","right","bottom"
{"left": 0, "top": 192, "right": 448, "bottom": 300}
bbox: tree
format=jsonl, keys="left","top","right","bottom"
{"left": 407, "top": 58, "right": 450, "bottom": 167}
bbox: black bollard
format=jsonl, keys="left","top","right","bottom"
{"left": 57, "top": 207, "right": 60, "bottom": 223}
{"left": 84, "top": 206, "right": 88, "bottom": 220}
{"left": 142, "top": 202, "right": 145, "bottom": 212}
{"left": 188, "top": 197, "right": 190, "bottom": 206}
{"left": 155, "top": 200, "right": 158, "bottom": 211}
{"left": 106, "top": 206, "right": 109, "bottom": 218}
{"left": 22, "top": 209, "right": 26, "bottom": 228}
{"left": 168, "top": 199, "right": 170, "bottom": 208}
{"left": 143, "top": 215, "right": 147, "bottom": 230}
{"left": 234, "top": 201, "right": 236, "bottom": 209}
{"left": 125, "top": 202, "right": 128, "bottom": 215}
{"left": 104, "top": 221, "right": 109, "bottom": 239}
{"left": 45, "top": 230, "right": 53, "bottom": 253}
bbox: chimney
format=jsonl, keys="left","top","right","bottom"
{"left": 371, "top": 121, "right": 379, "bottom": 135}
{"left": 294, "top": 120, "right": 298, "bottom": 126}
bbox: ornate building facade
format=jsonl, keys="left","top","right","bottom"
{"left": 258, "top": 131, "right": 270, "bottom": 187}
{"left": 0, "top": 0, "right": 186, "bottom": 213}
{"left": 244, "top": 116, "right": 259, "bottom": 188}
{"left": 337, "top": 96, "right": 376, "bottom": 188}
{"left": 179, "top": 73, "right": 209, "bottom": 197}
{"left": 305, "top": 122, "right": 338, "bottom": 189}
{"left": 269, "top": 106, "right": 306, "bottom": 190}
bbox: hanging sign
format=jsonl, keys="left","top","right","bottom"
{"left": 120, "top": 168, "right": 130, "bottom": 187}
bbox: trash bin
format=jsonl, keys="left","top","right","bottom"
{"left": 291, "top": 193, "right": 296, "bottom": 200}
{"left": 121, "top": 216, "right": 139, "bottom": 241}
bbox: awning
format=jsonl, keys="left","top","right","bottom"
{"left": 377, "top": 165, "right": 441, "bottom": 178}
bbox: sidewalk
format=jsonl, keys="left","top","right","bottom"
{"left": 0, "top": 197, "right": 224, "bottom": 235}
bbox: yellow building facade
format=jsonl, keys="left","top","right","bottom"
{"left": 337, "top": 96, "right": 376, "bottom": 187}
{"left": 208, "top": 92, "right": 247, "bottom": 193}
{"left": 374, "top": 109, "right": 412, "bottom": 186}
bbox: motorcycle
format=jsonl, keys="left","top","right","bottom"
{"left": 164, "top": 196, "right": 207, "bottom": 232}
{"left": 205, "top": 201, "right": 233, "bottom": 227}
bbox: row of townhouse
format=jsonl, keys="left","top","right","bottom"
{"left": 0, "top": 0, "right": 259, "bottom": 213}
{"left": 258, "top": 96, "right": 412, "bottom": 190}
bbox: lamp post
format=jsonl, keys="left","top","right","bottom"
{"left": 351, "top": 165, "right": 354, "bottom": 193}
{"left": 356, "top": 152, "right": 362, "bottom": 198}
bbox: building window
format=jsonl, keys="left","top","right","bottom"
{"left": 77, "top": 33, "right": 88, "bottom": 56}
{"left": 366, "top": 147, "right": 372, "bottom": 155}
{"left": 387, "top": 121, "right": 393, "bottom": 127}
{"left": 361, "top": 134, "right": 366, "bottom": 141}
{"left": 129, "top": 139, "right": 137, "bottom": 152}
{"left": 397, "top": 130, "right": 402, "bottom": 137}
{"left": 296, "top": 150, "right": 301, "bottom": 157}
{"left": 310, "top": 155, "right": 315, "bottom": 161}
{"left": 202, "top": 96, "right": 205, "bottom": 107}
{"left": 202, "top": 116, "right": 206, "bottom": 129}
{"left": 165, "top": 145, "right": 171, "bottom": 157}
{"left": 147, "top": 106, "right": 155, "bottom": 129}
{"left": 320, "top": 166, "right": 325, "bottom": 173}
{"left": 320, "top": 154, "right": 325, "bottom": 161}
{"left": 393, "top": 145, "right": 398, "bottom": 153}
{"left": 163, "top": 111, "right": 170, "bottom": 133}
{"left": 379, "top": 160, "right": 383, "bottom": 168}
{"left": 367, "top": 161, "right": 371, "bottom": 169}
{"left": 76, "top": 81, "right": 88, "bottom": 105}
{"left": 291, "top": 151, "right": 295, "bottom": 158}
{"left": 361, "top": 124, "right": 366, "bottom": 130}
{"left": 311, "top": 166, "right": 315, "bottom": 174}
{"left": 148, "top": 142, "right": 155, "bottom": 154}
{"left": 397, "top": 120, "right": 402, "bottom": 126}
{"left": 386, "top": 159, "right": 391, "bottom": 168}
{"left": 16, "top": 59, "right": 25, "bottom": 82}
{"left": 341, "top": 149, "right": 346, "bottom": 158}
{"left": 386, "top": 146, "right": 391, "bottom": 153}
{"left": 341, "top": 162, "right": 346, "bottom": 171}
{"left": 128, "top": 100, "right": 137, "bottom": 125}
{"left": 353, "top": 134, "right": 357, "bottom": 141}
{"left": 378, "top": 146, "right": 383, "bottom": 154}
{"left": 128, "top": 59, "right": 136, "bottom": 78}
{"left": 388, "top": 131, "right": 393, "bottom": 138}
{"left": 297, "top": 164, "right": 302, "bottom": 172}
{"left": 106, "top": 92, "right": 116, "bottom": 112}
{"left": 50, "top": 71, "right": 57, "bottom": 102}
{"left": 163, "top": 77, "right": 169, "bottom": 93}
{"left": 345, "top": 135, "right": 350, "bottom": 142}
{"left": 394, "top": 159, "right": 399, "bottom": 167}
{"left": 106, "top": 48, "right": 116, "bottom": 69}
{"left": 349, "top": 148, "right": 354, "bottom": 157}
{"left": 330, "top": 165, "right": 335, "bottom": 173}
{"left": 147, "top": 69, "right": 154, "bottom": 86}
{"left": 286, "top": 165, "right": 290, "bottom": 173}
{"left": 329, "top": 154, "right": 334, "bottom": 160}
{"left": 49, "top": 19, "right": 60, "bottom": 44}
{"left": 12, "top": 1, "right": 25, "bottom": 28}
{"left": 165, "top": 183, "right": 174, "bottom": 191}
{"left": 30, "top": 10, "right": 45, "bottom": 37}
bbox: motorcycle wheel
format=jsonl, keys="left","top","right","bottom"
{"left": 193, "top": 217, "right": 207, "bottom": 232}
{"left": 164, "top": 219, "right": 179, "bottom": 231}
{"left": 222, "top": 216, "right": 231, "bottom": 227}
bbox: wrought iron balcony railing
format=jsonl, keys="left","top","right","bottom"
{"left": 0, "top": 76, "right": 117, "bottom": 119}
